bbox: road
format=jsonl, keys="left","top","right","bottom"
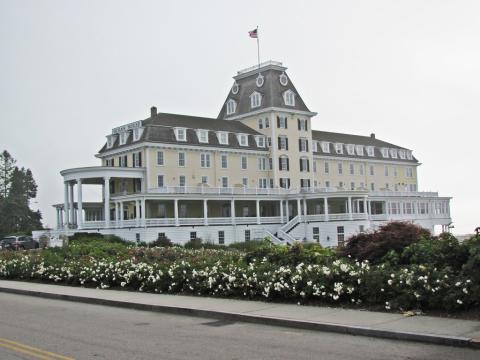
{"left": 0, "top": 293, "right": 478, "bottom": 360}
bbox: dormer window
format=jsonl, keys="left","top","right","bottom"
{"left": 406, "top": 151, "right": 413, "bottom": 160}
{"left": 346, "top": 144, "right": 355, "bottom": 155}
{"left": 321, "top": 142, "right": 330, "bottom": 153}
{"left": 107, "top": 135, "right": 115, "bottom": 149}
{"left": 255, "top": 136, "right": 265, "bottom": 147}
{"left": 175, "top": 128, "right": 187, "bottom": 142}
{"left": 312, "top": 141, "right": 318, "bottom": 152}
{"left": 217, "top": 131, "right": 229, "bottom": 145}
{"left": 398, "top": 150, "right": 406, "bottom": 159}
{"left": 197, "top": 129, "right": 209, "bottom": 144}
{"left": 381, "top": 148, "right": 389, "bottom": 158}
{"left": 355, "top": 145, "right": 364, "bottom": 156}
{"left": 335, "top": 143, "right": 343, "bottom": 154}
{"left": 390, "top": 148, "right": 398, "bottom": 158}
{"left": 238, "top": 134, "right": 248, "bottom": 146}
{"left": 366, "top": 146, "right": 375, "bottom": 157}
{"left": 226, "top": 99, "right": 236, "bottom": 115}
{"left": 250, "top": 92, "right": 262, "bottom": 108}
{"left": 132, "top": 127, "right": 143, "bottom": 142}
{"left": 119, "top": 131, "right": 129, "bottom": 145}
{"left": 283, "top": 90, "right": 295, "bottom": 106}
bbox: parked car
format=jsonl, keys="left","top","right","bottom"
{"left": 0, "top": 236, "right": 39, "bottom": 250}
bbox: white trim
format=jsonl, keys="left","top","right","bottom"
{"left": 313, "top": 154, "right": 421, "bottom": 166}
{"left": 223, "top": 107, "right": 317, "bottom": 121}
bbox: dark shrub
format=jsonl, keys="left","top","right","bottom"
{"left": 339, "top": 221, "right": 430, "bottom": 263}
{"left": 184, "top": 237, "right": 204, "bottom": 249}
{"left": 462, "top": 235, "right": 480, "bottom": 304}
{"left": 150, "top": 235, "right": 173, "bottom": 247}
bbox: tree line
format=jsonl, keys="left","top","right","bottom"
{"left": 0, "top": 150, "right": 43, "bottom": 238}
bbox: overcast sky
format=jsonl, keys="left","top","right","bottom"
{"left": 1, "top": 0, "right": 478, "bottom": 234}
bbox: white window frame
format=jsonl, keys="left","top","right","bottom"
{"left": 179, "top": 175, "right": 186, "bottom": 187}
{"left": 255, "top": 136, "right": 265, "bottom": 147}
{"left": 200, "top": 153, "right": 211, "bottom": 168}
{"left": 221, "top": 176, "right": 229, "bottom": 188}
{"left": 284, "top": 90, "right": 295, "bottom": 106}
{"left": 355, "top": 145, "right": 364, "bottom": 156}
{"left": 238, "top": 134, "right": 248, "bottom": 146}
{"left": 226, "top": 99, "right": 236, "bottom": 115}
{"left": 349, "top": 163, "right": 355, "bottom": 175}
{"left": 221, "top": 154, "right": 228, "bottom": 169}
{"left": 335, "top": 143, "right": 343, "bottom": 154}
{"left": 241, "top": 156, "right": 248, "bottom": 170}
{"left": 157, "top": 175, "right": 165, "bottom": 188}
{"left": 178, "top": 152, "right": 186, "bottom": 167}
{"left": 279, "top": 136, "right": 288, "bottom": 150}
{"left": 197, "top": 129, "right": 209, "bottom": 144}
{"left": 201, "top": 176, "right": 208, "bottom": 185}
{"left": 399, "top": 150, "right": 406, "bottom": 159}
{"left": 157, "top": 151, "right": 164, "bottom": 166}
{"left": 175, "top": 128, "right": 187, "bottom": 142}
{"left": 217, "top": 131, "right": 229, "bottom": 145}
{"left": 250, "top": 91, "right": 262, "bottom": 108}
{"left": 346, "top": 144, "right": 355, "bottom": 155}
{"left": 390, "top": 148, "right": 398, "bottom": 159}
{"left": 321, "top": 142, "right": 330, "bottom": 153}
{"left": 338, "top": 162, "right": 343, "bottom": 175}
{"left": 381, "top": 148, "right": 389, "bottom": 158}
{"left": 324, "top": 161, "right": 329, "bottom": 174}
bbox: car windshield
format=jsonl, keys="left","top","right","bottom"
{"left": 1, "top": 237, "right": 16, "bottom": 243}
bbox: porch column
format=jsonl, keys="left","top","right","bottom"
{"left": 63, "top": 182, "right": 69, "bottom": 227}
{"left": 56, "top": 208, "right": 60, "bottom": 229}
{"left": 256, "top": 199, "right": 260, "bottom": 224}
{"left": 285, "top": 200, "right": 290, "bottom": 221}
{"left": 119, "top": 202, "right": 124, "bottom": 227}
{"left": 76, "top": 179, "right": 83, "bottom": 229}
{"left": 297, "top": 199, "right": 302, "bottom": 221}
{"left": 279, "top": 200, "right": 284, "bottom": 223}
{"left": 59, "top": 208, "right": 64, "bottom": 229}
{"left": 141, "top": 198, "right": 146, "bottom": 226}
{"left": 114, "top": 202, "right": 119, "bottom": 227}
{"left": 348, "top": 196, "right": 353, "bottom": 220}
{"left": 174, "top": 199, "right": 179, "bottom": 226}
{"left": 231, "top": 199, "right": 235, "bottom": 225}
{"left": 303, "top": 198, "right": 307, "bottom": 222}
{"left": 136, "top": 200, "right": 140, "bottom": 225}
{"left": 203, "top": 199, "right": 208, "bottom": 226}
{"left": 363, "top": 196, "right": 368, "bottom": 219}
{"left": 324, "top": 197, "right": 329, "bottom": 221}
{"left": 104, "top": 177, "right": 110, "bottom": 228}
{"left": 69, "top": 182, "right": 75, "bottom": 226}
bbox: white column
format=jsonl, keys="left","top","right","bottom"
{"left": 324, "top": 197, "right": 329, "bottom": 221}
{"left": 363, "top": 196, "right": 368, "bottom": 218}
{"left": 231, "top": 199, "right": 235, "bottom": 225}
{"left": 77, "top": 179, "right": 83, "bottom": 229}
{"left": 119, "top": 202, "right": 124, "bottom": 227}
{"left": 203, "top": 199, "right": 208, "bottom": 225}
{"left": 285, "top": 200, "right": 290, "bottom": 221}
{"left": 59, "top": 209, "right": 64, "bottom": 228}
{"left": 104, "top": 177, "right": 110, "bottom": 227}
{"left": 114, "top": 202, "right": 119, "bottom": 227}
{"left": 303, "top": 198, "right": 307, "bottom": 222}
{"left": 297, "top": 199, "right": 302, "bottom": 221}
{"left": 56, "top": 208, "right": 60, "bottom": 229}
{"left": 69, "top": 182, "right": 75, "bottom": 226}
{"left": 64, "top": 182, "right": 69, "bottom": 227}
{"left": 256, "top": 199, "right": 260, "bottom": 224}
{"left": 174, "top": 199, "right": 179, "bottom": 226}
{"left": 348, "top": 196, "right": 353, "bottom": 220}
{"left": 141, "top": 198, "right": 146, "bottom": 226}
{"left": 136, "top": 200, "right": 140, "bottom": 225}
{"left": 279, "top": 200, "right": 284, "bottom": 223}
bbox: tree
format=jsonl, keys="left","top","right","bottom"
{"left": 0, "top": 151, "right": 42, "bottom": 238}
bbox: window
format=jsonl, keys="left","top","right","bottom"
{"left": 197, "top": 130, "right": 209, "bottom": 143}
{"left": 280, "top": 178, "right": 291, "bottom": 189}
{"left": 258, "top": 118, "right": 263, "bottom": 129}
{"left": 284, "top": 90, "right": 295, "bottom": 106}
{"left": 394, "top": 167, "right": 398, "bottom": 176}
{"left": 178, "top": 152, "right": 186, "bottom": 167}
{"left": 200, "top": 153, "right": 211, "bottom": 168}
{"left": 324, "top": 161, "right": 330, "bottom": 174}
{"left": 313, "top": 227, "right": 320, "bottom": 243}
{"left": 107, "top": 136, "right": 114, "bottom": 148}
{"left": 119, "top": 156, "right": 127, "bottom": 167}
{"left": 346, "top": 144, "right": 355, "bottom": 155}
{"left": 255, "top": 136, "right": 265, "bottom": 147}
{"left": 389, "top": 202, "right": 400, "bottom": 215}
{"left": 359, "top": 164, "right": 364, "bottom": 175}
{"left": 321, "top": 142, "right": 330, "bottom": 153}
{"left": 218, "top": 231, "right": 225, "bottom": 245}
{"left": 338, "top": 162, "right": 343, "bottom": 175}
{"left": 226, "top": 99, "right": 236, "bottom": 115}
{"left": 297, "top": 118, "right": 308, "bottom": 131}
{"left": 394, "top": 184, "right": 399, "bottom": 191}
{"left": 242, "top": 177, "right": 248, "bottom": 187}
{"left": 350, "top": 182, "right": 355, "bottom": 190}
{"left": 258, "top": 178, "right": 268, "bottom": 188}
{"left": 179, "top": 175, "right": 186, "bottom": 187}
{"left": 384, "top": 166, "right": 389, "bottom": 176}
{"left": 221, "top": 154, "right": 228, "bottom": 169}
{"left": 381, "top": 148, "right": 389, "bottom": 158}
{"left": 370, "top": 183, "right": 375, "bottom": 191}
{"left": 250, "top": 91, "right": 261, "bottom": 108}
{"left": 335, "top": 143, "right": 343, "bottom": 154}
{"left": 133, "top": 128, "right": 141, "bottom": 141}
{"left": 301, "top": 179, "right": 311, "bottom": 188}
{"left": 241, "top": 156, "right": 248, "bottom": 170}
{"left": 406, "top": 167, "right": 413, "bottom": 178}
{"left": 299, "top": 138, "right": 308, "bottom": 152}
{"left": 313, "top": 160, "right": 317, "bottom": 172}
{"left": 409, "top": 183, "right": 417, "bottom": 192}
{"left": 399, "top": 150, "right": 406, "bottom": 159}
{"left": 277, "top": 116, "right": 288, "bottom": 129}
{"left": 136, "top": 233, "right": 140, "bottom": 242}
{"left": 403, "top": 202, "right": 414, "bottom": 214}
{"left": 369, "top": 165, "right": 374, "bottom": 176}
{"left": 190, "top": 232, "right": 197, "bottom": 241}
{"left": 157, "top": 175, "right": 164, "bottom": 187}
{"left": 119, "top": 131, "right": 129, "bottom": 145}
{"left": 278, "top": 136, "right": 288, "bottom": 150}
{"left": 279, "top": 156, "right": 289, "bottom": 171}
{"left": 366, "top": 146, "right": 375, "bottom": 157}
{"left": 355, "top": 145, "right": 364, "bottom": 156}
{"left": 406, "top": 151, "right": 413, "bottom": 160}
{"left": 157, "top": 151, "right": 164, "bottom": 166}
{"left": 201, "top": 176, "right": 208, "bottom": 185}
{"left": 337, "top": 226, "right": 345, "bottom": 246}
{"left": 175, "top": 128, "right": 187, "bottom": 142}
{"left": 158, "top": 232, "right": 166, "bottom": 240}
{"left": 312, "top": 141, "right": 318, "bottom": 152}
{"left": 349, "top": 163, "right": 354, "bottom": 175}
{"left": 238, "top": 134, "right": 248, "bottom": 146}
{"left": 264, "top": 117, "right": 269, "bottom": 128}
{"left": 267, "top": 137, "right": 272, "bottom": 147}
{"left": 325, "top": 180, "right": 330, "bottom": 188}
{"left": 132, "top": 152, "right": 142, "bottom": 167}
{"left": 300, "top": 157, "right": 310, "bottom": 172}
{"left": 222, "top": 177, "right": 228, "bottom": 188}
{"left": 339, "top": 181, "right": 344, "bottom": 188}
{"left": 390, "top": 149, "right": 398, "bottom": 159}
{"left": 245, "top": 230, "right": 251, "bottom": 241}
{"left": 217, "top": 132, "right": 229, "bottom": 145}
{"left": 258, "top": 118, "right": 269, "bottom": 129}
{"left": 258, "top": 157, "right": 268, "bottom": 171}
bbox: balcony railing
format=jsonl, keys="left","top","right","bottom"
{"left": 148, "top": 186, "right": 293, "bottom": 196}
{"left": 369, "top": 191, "right": 439, "bottom": 197}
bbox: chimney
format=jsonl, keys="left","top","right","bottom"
{"left": 150, "top": 106, "right": 157, "bottom": 118}
{"left": 370, "top": 133, "right": 375, "bottom": 139}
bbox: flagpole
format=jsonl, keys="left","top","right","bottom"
{"left": 256, "top": 26, "right": 260, "bottom": 69}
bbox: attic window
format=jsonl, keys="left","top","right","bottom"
{"left": 406, "top": 151, "right": 413, "bottom": 160}
{"left": 217, "top": 131, "right": 229, "bottom": 145}
{"left": 197, "top": 129, "right": 209, "bottom": 144}
{"left": 256, "top": 74, "right": 264, "bottom": 87}
{"left": 390, "top": 148, "right": 398, "bottom": 159}
{"left": 381, "top": 148, "right": 389, "bottom": 158}
{"left": 238, "top": 134, "right": 248, "bottom": 146}
{"left": 107, "top": 135, "right": 114, "bottom": 149}
{"left": 335, "top": 143, "right": 343, "bottom": 154}
{"left": 250, "top": 92, "right": 262, "bottom": 108}
{"left": 355, "top": 145, "right": 364, "bottom": 156}
{"left": 346, "top": 144, "right": 355, "bottom": 155}
{"left": 399, "top": 150, "right": 406, "bottom": 159}
{"left": 366, "top": 146, "right": 375, "bottom": 157}
{"left": 226, "top": 99, "right": 237, "bottom": 115}
{"left": 279, "top": 72, "right": 288, "bottom": 86}
{"left": 255, "top": 136, "right": 265, "bottom": 147}
{"left": 119, "top": 132, "right": 129, "bottom": 145}
{"left": 175, "top": 128, "right": 187, "bottom": 142}
{"left": 284, "top": 90, "right": 295, "bottom": 106}
{"left": 321, "top": 142, "right": 330, "bottom": 153}
{"left": 132, "top": 128, "right": 143, "bottom": 142}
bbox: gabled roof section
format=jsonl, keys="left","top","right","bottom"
{"left": 218, "top": 61, "right": 313, "bottom": 120}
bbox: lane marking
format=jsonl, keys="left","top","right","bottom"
{"left": 0, "top": 338, "right": 75, "bottom": 360}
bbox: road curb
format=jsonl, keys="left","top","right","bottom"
{"left": 0, "top": 286, "right": 477, "bottom": 349}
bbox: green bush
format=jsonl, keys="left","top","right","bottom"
{"left": 150, "top": 235, "right": 173, "bottom": 247}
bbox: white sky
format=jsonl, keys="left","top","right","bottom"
{"left": 1, "top": 0, "right": 478, "bottom": 234}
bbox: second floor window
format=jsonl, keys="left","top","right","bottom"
{"left": 300, "top": 158, "right": 310, "bottom": 172}
{"left": 178, "top": 152, "right": 186, "bottom": 167}
{"left": 179, "top": 175, "right": 186, "bottom": 187}
{"left": 297, "top": 118, "right": 308, "bottom": 131}
{"left": 157, "top": 175, "right": 164, "bottom": 187}
{"left": 157, "top": 151, "right": 164, "bottom": 166}
{"left": 299, "top": 138, "right": 309, "bottom": 152}
{"left": 200, "top": 153, "right": 211, "bottom": 168}
{"left": 221, "top": 154, "right": 228, "bottom": 168}
{"left": 278, "top": 136, "right": 288, "bottom": 150}
{"left": 279, "top": 156, "right": 289, "bottom": 171}
{"left": 277, "top": 116, "right": 288, "bottom": 129}
{"left": 338, "top": 162, "right": 343, "bottom": 175}
{"left": 241, "top": 156, "right": 248, "bottom": 170}
{"left": 350, "top": 163, "right": 354, "bottom": 175}
{"left": 324, "top": 161, "right": 329, "bottom": 174}
{"left": 406, "top": 167, "right": 413, "bottom": 177}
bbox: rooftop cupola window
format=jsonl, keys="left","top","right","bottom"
{"left": 335, "top": 143, "right": 343, "bottom": 154}
{"left": 283, "top": 89, "right": 295, "bottom": 106}
{"left": 250, "top": 91, "right": 262, "bottom": 108}
{"left": 381, "top": 148, "right": 389, "bottom": 158}
{"left": 174, "top": 127, "right": 187, "bottom": 142}
{"left": 366, "top": 146, "right": 375, "bottom": 157}
{"left": 226, "top": 99, "right": 237, "bottom": 115}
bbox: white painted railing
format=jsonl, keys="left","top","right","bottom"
{"left": 369, "top": 191, "right": 439, "bottom": 197}
{"left": 277, "top": 229, "right": 296, "bottom": 244}
{"left": 263, "top": 230, "right": 285, "bottom": 245}
{"left": 82, "top": 221, "right": 105, "bottom": 229}
{"left": 259, "top": 216, "right": 282, "bottom": 224}
{"left": 148, "top": 186, "right": 292, "bottom": 196}
{"left": 206, "top": 217, "right": 232, "bottom": 225}
{"left": 305, "top": 214, "right": 326, "bottom": 222}
{"left": 328, "top": 214, "right": 351, "bottom": 221}
{"left": 352, "top": 213, "right": 368, "bottom": 220}
{"left": 145, "top": 218, "right": 176, "bottom": 226}
{"left": 280, "top": 215, "right": 300, "bottom": 232}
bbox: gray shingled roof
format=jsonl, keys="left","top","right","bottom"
{"left": 218, "top": 68, "right": 312, "bottom": 119}
{"left": 99, "top": 112, "right": 267, "bottom": 153}
{"left": 312, "top": 130, "right": 418, "bottom": 163}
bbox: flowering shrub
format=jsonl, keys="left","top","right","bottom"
{"left": 0, "top": 235, "right": 479, "bottom": 313}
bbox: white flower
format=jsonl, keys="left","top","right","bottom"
{"left": 387, "top": 279, "right": 393, "bottom": 285}
{"left": 457, "top": 299, "right": 463, "bottom": 305}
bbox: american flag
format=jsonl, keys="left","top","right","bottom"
{"left": 248, "top": 28, "right": 258, "bottom": 38}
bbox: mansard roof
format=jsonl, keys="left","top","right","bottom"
{"left": 312, "top": 130, "right": 419, "bottom": 163}
{"left": 218, "top": 61, "right": 312, "bottom": 119}
{"left": 98, "top": 112, "right": 267, "bottom": 154}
